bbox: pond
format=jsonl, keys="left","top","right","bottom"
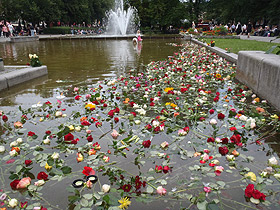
{"left": 0, "top": 38, "right": 279, "bottom": 210}
{"left": 0, "top": 38, "right": 182, "bottom": 107}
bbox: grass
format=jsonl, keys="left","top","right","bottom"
{"left": 202, "top": 38, "right": 279, "bottom": 54}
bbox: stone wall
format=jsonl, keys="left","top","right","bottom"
{"left": 237, "top": 51, "right": 280, "bottom": 111}
{"left": 10, "top": 36, "right": 39, "bottom": 43}
{"left": 0, "top": 66, "right": 48, "bottom": 91}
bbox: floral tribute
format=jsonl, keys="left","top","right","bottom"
{"left": 28, "top": 54, "right": 42, "bottom": 67}
{"left": 0, "top": 43, "right": 280, "bottom": 210}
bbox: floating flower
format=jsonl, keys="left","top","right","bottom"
{"left": 8, "top": 198, "right": 18, "bottom": 208}
{"left": 156, "top": 186, "right": 167, "bottom": 195}
{"left": 76, "top": 153, "right": 84, "bottom": 162}
{"left": 17, "top": 177, "right": 31, "bottom": 189}
{"left": 102, "top": 184, "right": 111, "bottom": 193}
{"left": 118, "top": 197, "right": 131, "bottom": 210}
{"left": 268, "top": 156, "right": 278, "bottom": 166}
{"left": 82, "top": 166, "right": 95, "bottom": 176}
{"left": 45, "top": 162, "right": 52, "bottom": 171}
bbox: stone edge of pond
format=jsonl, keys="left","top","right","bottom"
{"left": 184, "top": 36, "right": 238, "bottom": 64}
{"left": 0, "top": 65, "right": 48, "bottom": 91}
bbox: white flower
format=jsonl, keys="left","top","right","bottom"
{"left": 260, "top": 171, "right": 268, "bottom": 178}
{"left": 9, "top": 150, "right": 17, "bottom": 157}
{"left": 251, "top": 94, "right": 256, "bottom": 98}
{"left": 135, "top": 120, "right": 141, "bottom": 125}
{"left": 0, "top": 146, "right": 5, "bottom": 153}
{"left": 250, "top": 197, "right": 260, "bottom": 204}
{"left": 51, "top": 152, "right": 60, "bottom": 159}
{"left": 10, "top": 141, "right": 18, "bottom": 147}
{"left": 8, "top": 198, "right": 18, "bottom": 208}
{"left": 274, "top": 173, "right": 280, "bottom": 179}
{"left": 62, "top": 114, "right": 67, "bottom": 117}
{"left": 239, "top": 115, "right": 248, "bottom": 121}
{"left": 75, "top": 126, "right": 81, "bottom": 132}
{"left": 43, "top": 136, "right": 50, "bottom": 144}
{"left": 215, "top": 138, "right": 221, "bottom": 143}
{"left": 102, "top": 184, "right": 111, "bottom": 193}
{"left": 136, "top": 108, "right": 146, "bottom": 115}
{"left": 55, "top": 111, "right": 63, "bottom": 117}
{"left": 16, "top": 138, "right": 23, "bottom": 144}
{"left": 226, "top": 155, "right": 235, "bottom": 161}
{"left": 152, "top": 120, "right": 160, "bottom": 127}
{"left": 209, "top": 119, "right": 217, "bottom": 125}
{"left": 154, "top": 97, "right": 159, "bottom": 101}
{"left": 35, "top": 180, "right": 45, "bottom": 186}
{"left": 268, "top": 157, "right": 278, "bottom": 166}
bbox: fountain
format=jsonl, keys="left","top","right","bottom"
{"left": 106, "top": 0, "right": 139, "bottom": 35}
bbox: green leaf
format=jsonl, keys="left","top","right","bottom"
{"left": 197, "top": 200, "right": 208, "bottom": 210}
{"left": 207, "top": 203, "right": 220, "bottom": 210}
{"left": 146, "top": 186, "right": 154, "bottom": 193}
{"left": 83, "top": 194, "right": 93, "bottom": 200}
{"left": 80, "top": 198, "right": 89, "bottom": 207}
{"left": 68, "top": 195, "right": 81, "bottom": 204}
{"left": 61, "top": 166, "right": 72, "bottom": 174}
{"left": 103, "top": 194, "right": 110, "bottom": 204}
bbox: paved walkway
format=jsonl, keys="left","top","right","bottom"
{"left": 239, "top": 35, "right": 280, "bottom": 43}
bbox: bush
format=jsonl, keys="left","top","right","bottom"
{"left": 214, "top": 26, "right": 228, "bottom": 35}
{"left": 43, "top": 27, "right": 71, "bottom": 35}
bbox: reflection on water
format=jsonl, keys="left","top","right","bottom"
{"left": 0, "top": 38, "right": 182, "bottom": 107}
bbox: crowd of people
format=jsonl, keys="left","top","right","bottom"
{"left": 0, "top": 20, "right": 39, "bottom": 38}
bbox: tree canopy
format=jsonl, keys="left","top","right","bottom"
{"left": 0, "top": 0, "right": 279, "bottom": 29}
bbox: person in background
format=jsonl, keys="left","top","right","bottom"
{"left": 236, "top": 22, "right": 242, "bottom": 35}
{"left": 242, "top": 23, "right": 247, "bottom": 35}
{"left": 7, "top": 22, "right": 14, "bottom": 37}
{"left": 247, "top": 21, "right": 252, "bottom": 38}
{"left": 2, "top": 24, "right": 9, "bottom": 37}
{"left": 136, "top": 30, "right": 142, "bottom": 42}
{"left": 230, "top": 23, "right": 236, "bottom": 33}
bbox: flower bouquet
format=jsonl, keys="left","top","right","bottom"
{"left": 28, "top": 54, "right": 42, "bottom": 67}
{"left": 210, "top": 40, "right": 215, "bottom": 47}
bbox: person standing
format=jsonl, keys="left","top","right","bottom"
{"left": 247, "top": 21, "right": 252, "bottom": 38}
{"left": 2, "top": 24, "right": 9, "bottom": 37}
{"left": 236, "top": 22, "right": 242, "bottom": 35}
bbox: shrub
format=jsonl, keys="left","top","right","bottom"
{"left": 43, "top": 27, "right": 71, "bottom": 35}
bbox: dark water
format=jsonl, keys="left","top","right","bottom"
{"left": 0, "top": 38, "right": 182, "bottom": 107}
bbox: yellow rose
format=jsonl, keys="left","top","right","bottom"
{"left": 245, "top": 172, "right": 256, "bottom": 182}
{"left": 68, "top": 125, "right": 75, "bottom": 131}
{"left": 45, "top": 162, "right": 52, "bottom": 171}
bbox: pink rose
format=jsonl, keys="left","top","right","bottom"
{"left": 156, "top": 186, "right": 167, "bottom": 195}
{"left": 111, "top": 129, "right": 119, "bottom": 139}
{"left": 16, "top": 177, "right": 31, "bottom": 189}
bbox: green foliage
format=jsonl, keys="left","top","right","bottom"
{"left": 43, "top": 27, "right": 71, "bottom": 34}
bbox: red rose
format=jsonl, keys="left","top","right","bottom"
{"left": 145, "top": 124, "right": 152, "bottom": 130}
{"left": 217, "top": 113, "right": 225, "bottom": 120}
{"left": 37, "top": 171, "right": 48, "bottom": 181}
{"left": 115, "top": 107, "right": 120, "bottom": 113}
{"left": 81, "top": 121, "right": 91, "bottom": 126}
{"left": 209, "top": 109, "right": 215, "bottom": 114}
{"left": 95, "top": 122, "right": 102, "bottom": 127}
{"left": 245, "top": 184, "right": 254, "bottom": 198}
{"left": 131, "top": 112, "right": 136, "bottom": 117}
{"left": 45, "top": 130, "right": 51, "bottom": 135}
{"left": 153, "top": 126, "right": 160, "bottom": 133}
{"left": 183, "top": 127, "right": 189, "bottom": 132}
{"left": 10, "top": 179, "right": 20, "bottom": 190}
{"left": 75, "top": 95, "right": 81, "bottom": 100}
{"left": 213, "top": 96, "right": 219, "bottom": 102}
{"left": 103, "top": 103, "right": 108, "bottom": 107}
{"left": 70, "top": 138, "right": 79, "bottom": 144}
{"left": 221, "top": 138, "right": 229, "bottom": 144}
{"left": 82, "top": 166, "right": 95, "bottom": 176}
{"left": 25, "top": 160, "right": 33, "bottom": 166}
{"left": 28, "top": 131, "right": 35, "bottom": 136}
{"left": 64, "top": 133, "right": 74, "bottom": 142}
{"left": 114, "top": 117, "right": 119, "bottom": 123}
{"left": 108, "top": 110, "right": 115, "bottom": 118}
{"left": 219, "top": 146, "right": 229, "bottom": 156}
{"left": 2, "top": 115, "right": 8, "bottom": 122}
{"left": 155, "top": 165, "right": 163, "bottom": 173}
{"left": 230, "top": 134, "right": 241, "bottom": 145}
{"left": 122, "top": 184, "right": 132, "bottom": 192}
{"left": 229, "top": 127, "right": 237, "bottom": 131}
{"left": 129, "top": 102, "right": 136, "bottom": 107}
{"left": 150, "top": 102, "right": 155, "bottom": 106}
{"left": 207, "top": 137, "right": 215, "bottom": 143}
{"left": 142, "top": 140, "right": 151, "bottom": 148}
{"left": 87, "top": 135, "right": 93, "bottom": 142}
{"left": 163, "top": 166, "right": 170, "bottom": 174}
{"left": 136, "top": 84, "right": 141, "bottom": 88}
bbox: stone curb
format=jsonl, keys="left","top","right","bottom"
{"left": 0, "top": 65, "right": 48, "bottom": 91}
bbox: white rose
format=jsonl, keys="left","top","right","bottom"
{"left": 51, "top": 152, "right": 59, "bottom": 159}
{"left": 268, "top": 157, "right": 278, "bottom": 166}
{"left": 102, "top": 184, "right": 111, "bottom": 193}
{"left": 8, "top": 198, "right": 18, "bottom": 208}
{"left": 274, "top": 173, "right": 280, "bottom": 179}
{"left": 209, "top": 119, "right": 217, "bottom": 125}
{"left": 0, "top": 146, "right": 5, "bottom": 153}
{"left": 34, "top": 180, "right": 45, "bottom": 186}
{"left": 62, "top": 114, "right": 67, "bottom": 117}
{"left": 10, "top": 141, "right": 18, "bottom": 147}
{"left": 43, "top": 137, "right": 50, "bottom": 144}
{"left": 75, "top": 126, "right": 81, "bottom": 132}
{"left": 55, "top": 111, "right": 63, "bottom": 117}
{"left": 16, "top": 138, "right": 23, "bottom": 144}
{"left": 9, "top": 150, "right": 17, "bottom": 157}
{"left": 226, "top": 155, "right": 235, "bottom": 161}
{"left": 134, "top": 120, "right": 141, "bottom": 125}
{"left": 239, "top": 115, "right": 248, "bottom": 121}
